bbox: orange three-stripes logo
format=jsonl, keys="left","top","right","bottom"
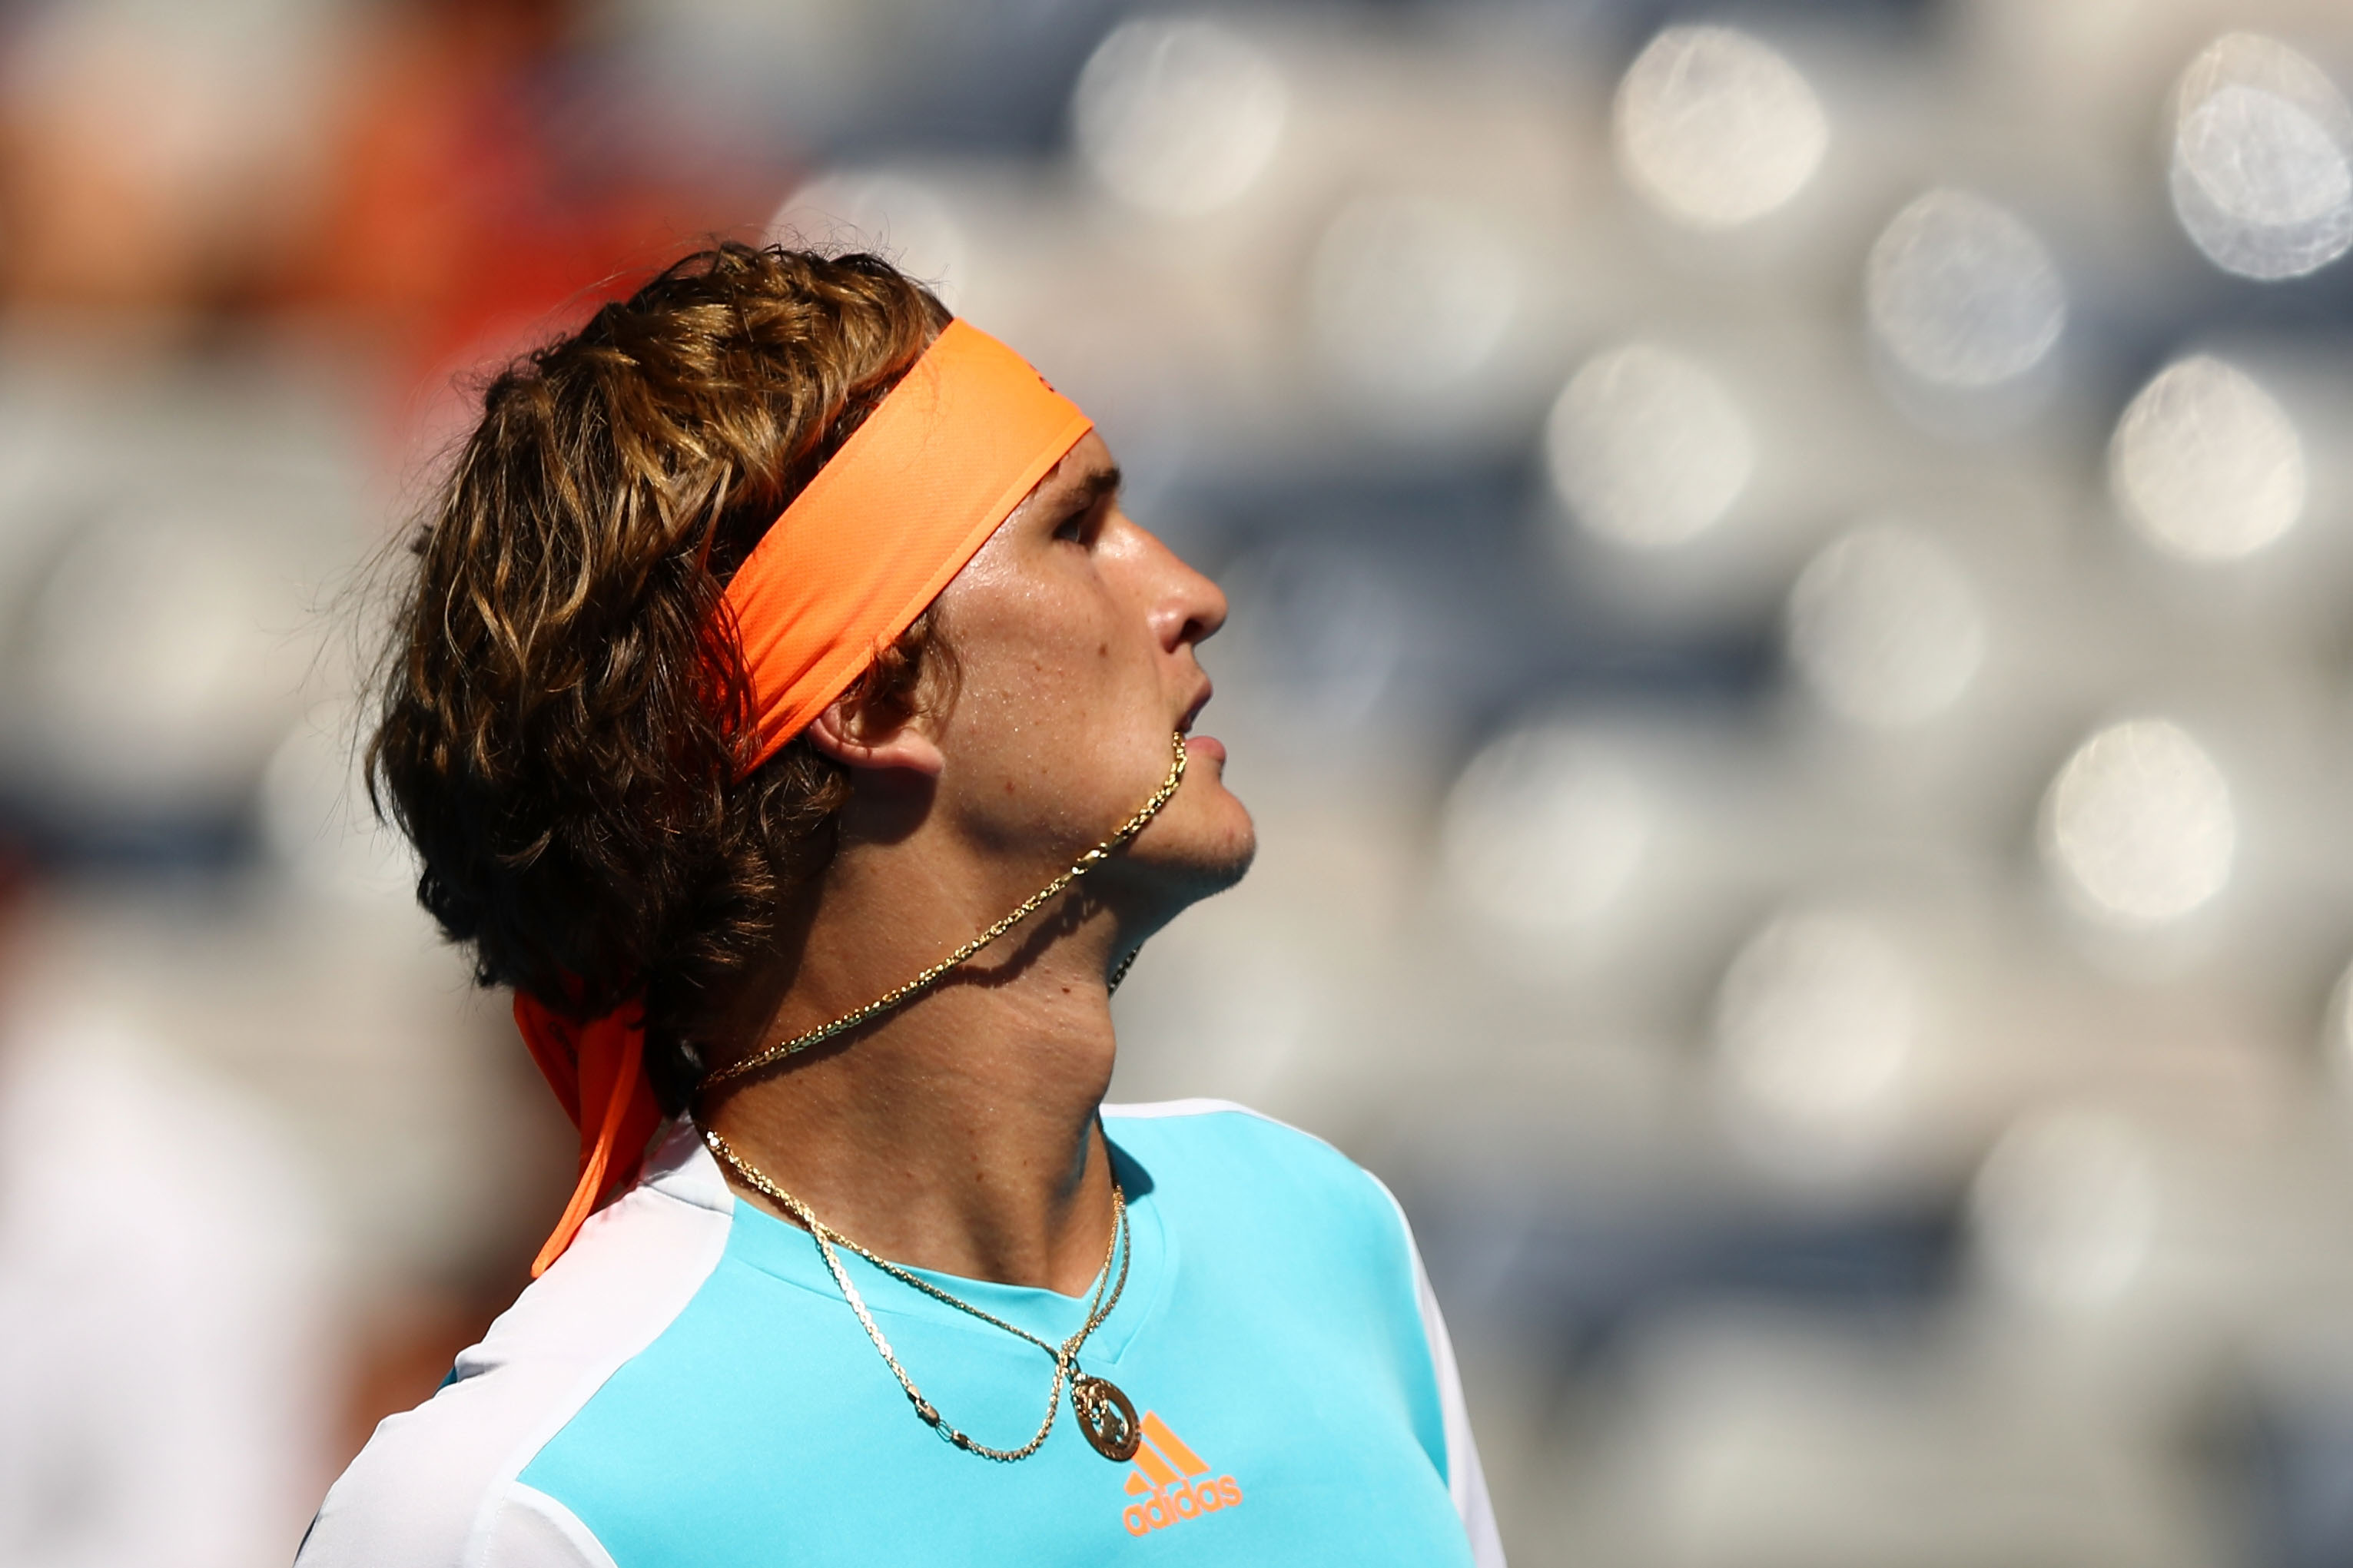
{"left": 1119, "top": 1412, "right": 1242, "bottom": 1537}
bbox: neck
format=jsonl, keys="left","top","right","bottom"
{"left": 699, "top": 834, "right": 1130, "bottom": 1296}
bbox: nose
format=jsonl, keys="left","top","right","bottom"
{"left": 1135, "top": 522, "right": 1226, "bottom": 655}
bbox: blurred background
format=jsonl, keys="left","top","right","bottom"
{"left": 0, "top": 0, "right": 2351, "bottom": 1563}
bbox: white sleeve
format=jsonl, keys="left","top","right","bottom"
{"left": 299, "top": 1481, "right": 612, "bottom": 1568}
{"left": 483, "top": 1485, "right": 621, "bottom": 1567}
{"left": 1365, "top": 1169, "right": 1505, "bottom": 1567}
{"left": 1409, "top": 1241, "right": 1508, "bottom": 1568}
{"left": 293, "top": 1125, "right": 732, "bottom": 1568}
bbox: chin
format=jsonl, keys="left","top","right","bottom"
{"left": 1122, "top": 784, "right": 1256, "bottom": 910}
{"left": 1166, "top": 793, "right": 1257, "bottom": 902}
{"left": 1183, "top": 821, "right": 1257, "bottom": 898}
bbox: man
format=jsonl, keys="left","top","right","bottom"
{"left": 300, "top": 243, "right": 1502, "bottom": 1565}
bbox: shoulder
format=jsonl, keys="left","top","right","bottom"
{"left": 296, "top": 1126, "right": 734, "bottom": 1568}
{"left": 1101, "top": 1096, "right": 1362, "bottom": 1183}
{"left": 1102, "top": 1097, "right": 1412, "bottom": 1275}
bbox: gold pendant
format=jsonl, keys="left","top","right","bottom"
{"left": 1072, "top": 1374, "right": 1140, "bottom": 1461}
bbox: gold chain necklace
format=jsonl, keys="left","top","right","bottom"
{"left": 691, "top": 734, "right": 1188, "bottom": 1462}
{"left": 695, "top": 732, "right": 1188, "bottom": 1099}
{"left": 702, "top": 1127, "right": 1143, "bottom": 1463}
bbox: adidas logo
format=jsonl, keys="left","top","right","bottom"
{"left": 1119, "top": 1412, "right": 1242, "bottom": 1537}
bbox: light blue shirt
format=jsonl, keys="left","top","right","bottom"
{"left": 299, "top": 1102, "right": 1502, "bottom": 1566}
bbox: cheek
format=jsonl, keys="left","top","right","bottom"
{"left": 932, "top": 606, "right": 1167, "bottom": 837}
{"left": 944, "top": 582, "right": 1147, "bottom": 732}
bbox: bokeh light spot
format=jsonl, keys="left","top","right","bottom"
{"left": 1546, "top": 344, "right": 1754, "bottom": 549}
{"left": 1614, "top": 25, "right": 1828, "bottom": 230}
{"left": 1971, "top": 1109, "right": 2157, "bottom": 1312}
{"left": 1714, "top": 911, "right": 1916, "bottom": 1136}
{"left": 1787, "top": 523, "right": 1984, "bottom": 728}
{"left": 774, "top": 172, "right": 969, "bottom": 309}
{"left": 25, "top": 502, "right": 307, "bottom": 813}
{"left": 1866, "top": 189, "right": 2066, "bottom": 388}
{"left": 2169, "top": 34, "right": 2353, "bottom": 281}
{"left": 1441, "top": 725, "right": 1650, "bottom": 940}
{"left": 2325, "top": 956, "right": 2353, "bottom": 1088}
{"left": 261, "top": 702, "right": 417, "bottom": 902}
{"left": 1073, "top": 17, "right": 1288, "bottom": 217}
{"left": 1309, "top": 194, "right": 1522, "bottom": 399}
{"left": 2109, "top": 355, "right": 2305, "bottom": 562}
{"left": 2041, "top": 719, "right": 2235, "bottom": 927}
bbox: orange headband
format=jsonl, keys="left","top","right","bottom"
{"left": 518, "top": 319, "right": 1094, "bottom": 1276}
{"left": 725, "top": 317, "right": 1095, "bottom": 771}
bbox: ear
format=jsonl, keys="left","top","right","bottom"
{"left": 805, "top": 691, "right": 947, "bottom": 778}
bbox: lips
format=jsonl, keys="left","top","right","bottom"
{"left": 1177, "top": 681, "right": 1213, "bottom": 735}
{"left": 1175, "top": 683, "right": 1223, "bottom": 766}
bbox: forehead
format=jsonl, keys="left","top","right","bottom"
{"left": 1020, "top": 431, "right": 1120, "bottom": 514}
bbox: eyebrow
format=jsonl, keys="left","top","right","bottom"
{"left": 1065, "top": 466, "right": 1123, "bottom": 511}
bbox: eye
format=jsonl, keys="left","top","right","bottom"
{"left": 1054, "top": 501, "right": 1104, "bottom": 545}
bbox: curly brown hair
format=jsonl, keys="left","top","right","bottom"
{"left": 368, "top": 243, "right": 954, "bottom": 1112}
